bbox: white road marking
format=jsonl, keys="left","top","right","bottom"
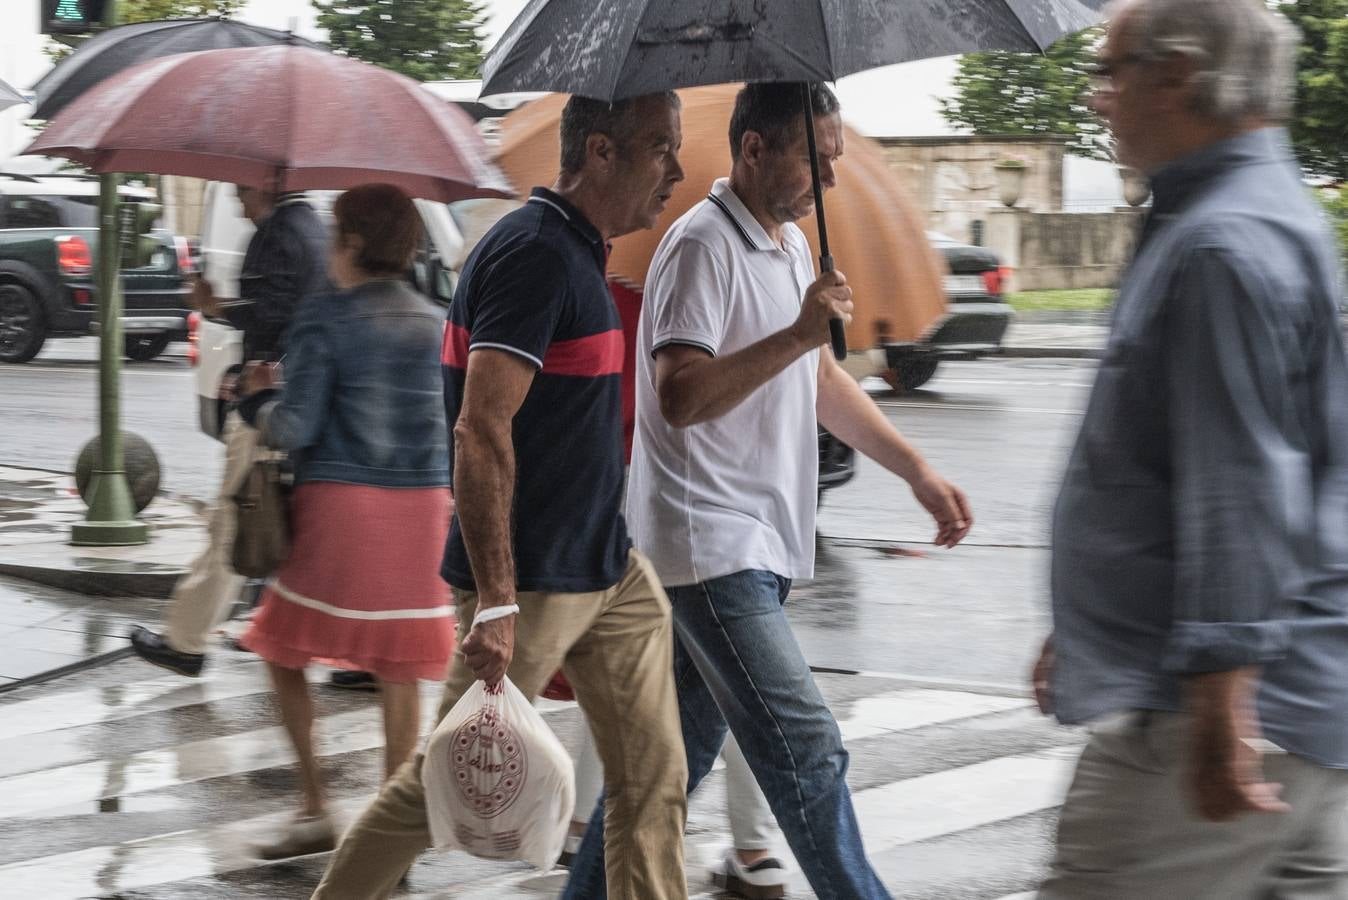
{"left": 877, "top": 401, "right": 1083, "bottom": 415}
{"left": 0, "top": 662, "right": 269, "bottom": 742}
{"left": 856, "top": 747, "right": 1078, "bottom": 851}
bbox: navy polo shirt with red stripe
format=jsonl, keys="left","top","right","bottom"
{"left": 440, "top": 188, "right": 631, "bottom": 593}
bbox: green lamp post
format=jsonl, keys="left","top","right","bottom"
{"left": 70, "top": 0, "right": 148, "bottom": 546}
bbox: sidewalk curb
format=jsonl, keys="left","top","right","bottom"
{"left": 999, "top": 347, "right": 1104, "bottom": 360}
{"left": 0, "top": 560, "right": 183, "bottom": 598}
{"left": 0, "top": 647, "right": 135, "bottom": 696}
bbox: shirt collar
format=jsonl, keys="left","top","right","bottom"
{"left": 528, "top": 187, "right": 605, "bottom": 247}
{"left": 708, "top": 178, "right": 779, "bottom": 252}
{"left": 1147, "top": 128, "right": 1290, "bottom": 220}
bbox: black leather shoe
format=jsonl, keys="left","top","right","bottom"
{"left": 328, "top": 670, "right": 379, "bottom": 691}
{"left": 129, "top": 625, "right": 205, "bottom": 677}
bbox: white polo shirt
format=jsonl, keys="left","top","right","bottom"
{"left": 626, "top": 178, "right": 820, "bottom": 587}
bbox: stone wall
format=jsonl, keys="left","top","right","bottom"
{"left": 876, "top": 135, "right": 1067, "bottom": 243}
{"left": 874, "top": 135, "right": 1146, "bottom": 290}
{"left": 985, "top": 207, "right": 1144, "bottom": 292}
{"left": 1017, "top": 210, "right": 1143, "bottom": 290}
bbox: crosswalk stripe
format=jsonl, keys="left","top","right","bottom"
{"left": 0, "top": 684, "right": 443, "bottom": 817}
{"left": 856, "top": 747, "right": 1078, "bottom": 851}
{"left": 0, "top": 661, "right": 269, "bottom": 741}
{"left": 0, "top": 798, "right": 367, "bottom": 900}
{"left": 838, "top": 688, "right": 1027, "bottom": 741}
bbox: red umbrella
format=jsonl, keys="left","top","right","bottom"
{"left": 25, "top": 44, "right": 512, "bottom": 203}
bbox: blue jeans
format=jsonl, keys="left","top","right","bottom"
{"left": 561, "top": 569, "right": 891, "bottom": 900}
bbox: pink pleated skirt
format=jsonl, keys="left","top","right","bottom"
{"left": 241, "top": 481, "right": 455, "bottom": 683}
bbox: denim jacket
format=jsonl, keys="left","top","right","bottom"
{"left": 241, "top": 279, "right": 450, "bottom": 488}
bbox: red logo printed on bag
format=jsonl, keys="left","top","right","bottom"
{"left": 450, "top": 703, "right": 528, "bottom": 819}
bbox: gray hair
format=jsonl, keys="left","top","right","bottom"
{"left": 559, "top": 92, "right": 681, "bottom": 175}
{"left": 1114, "top": 0, "right": 1299, "bottom": 124}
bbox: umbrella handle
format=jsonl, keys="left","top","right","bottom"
{"left": 803, "top": 83, "right": 847, "bottom": 362}
{"left": 818, "top": 252, "right": 847, "bottom": 363}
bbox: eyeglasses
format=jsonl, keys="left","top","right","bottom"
{"left": 1087, "top": 53, "right": 1145, "bottom": 94}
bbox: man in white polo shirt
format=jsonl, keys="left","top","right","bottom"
{"left": 562, "top": 83, "right": 974, "bottom": 900}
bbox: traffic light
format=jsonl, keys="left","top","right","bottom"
{"left": 118, "top": 201, "right": 163, "bottom": 270}
{"left": 41, "top": 0, "right": 110, "bottom": 35}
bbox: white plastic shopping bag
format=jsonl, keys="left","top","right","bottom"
{"left": 423, "top": 676, "right": 575, "bottom": 870}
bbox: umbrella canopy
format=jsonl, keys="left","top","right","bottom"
{"left": 0, "top": 78, "right": 25, "bottom": 113}
{"left": 31, "top": 18, "right": 321, "bottom": 121}
{"left": 25, "top": 45, "right": 513, "bottom": 204}
{"left": 482, "top": 0, "right": 1107, "bottom": 360}
{"left": 494, "top": 86, "right": 947, "bottom": 347}
{"left": 481, "top": 0, "right": 1109, "bottom": 101}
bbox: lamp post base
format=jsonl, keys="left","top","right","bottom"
{"left": 71, "top": 520, "right": 149, "bottom": 546}
{"left": 71, "top": 469, "right": 149, "bottom": 546}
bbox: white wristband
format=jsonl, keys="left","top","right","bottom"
{"left": 472, "top": 604, "right": 520, "bottom": 627}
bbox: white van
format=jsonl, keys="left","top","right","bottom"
{"left": 192, "top": 182, "right": 465, "bottom": 438}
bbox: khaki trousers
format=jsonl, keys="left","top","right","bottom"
{"left": 312, "top": 549, "right": 688, "bottom": 900}
{"left": 163, "top": 413, "right": 255, "bottom": 655}
{"left": 1041, "top": 711, "right": 1348, "bottom": 900}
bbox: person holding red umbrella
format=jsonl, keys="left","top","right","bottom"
{"left": 129, "top": 185, "right": 330, "bottom": 678}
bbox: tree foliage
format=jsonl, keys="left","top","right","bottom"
{"left": 312, "top": 0, "right": 488, "bottom": 82}
{"left": 1280, "top": 0, "right": 1348, "bottom": 180}
{"left": 45, "top": 0, "right": 246, "bottom": 60}
{"left": 938, "top": 27, "right": 1110, "bottom": 161}
{"left": 119, "top": 0, "right": 246, "bottom": 19}
{"left": 941, "top": 5, "right": 1348, "bottom": 179}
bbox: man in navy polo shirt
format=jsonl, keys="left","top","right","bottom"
{"left": 313, "top": 92, "right": 689, "bottom": 900}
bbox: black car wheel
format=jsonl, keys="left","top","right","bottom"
{"left": 124, "top": 333, "right": 172, "bottom": 362}
{"left": 889, "top": 359, "right": 939, "bottom": 391}
{"left": 0, "top": 282, "right": 46, "bottom": 364}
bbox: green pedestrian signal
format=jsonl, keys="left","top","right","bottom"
{"left": 41, "top": 0, "right": 109, "bottom": 35}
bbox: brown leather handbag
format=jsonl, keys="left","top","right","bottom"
{"left": 231, "top": 447, "right": 291, "bottom": 578}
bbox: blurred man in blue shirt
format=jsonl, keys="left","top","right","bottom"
{"left": 1036, "top": 1, "right": 1348, "bottom": 896}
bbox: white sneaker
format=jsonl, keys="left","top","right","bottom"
{"left": 711, "top": 849, "right": 787, "bottom": 899}
{"left": 252, "top": 812, "right": 337, "bottom": 860}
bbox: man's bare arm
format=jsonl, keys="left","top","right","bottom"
{"left": 454, "top": 349, "right": 535, "bottom": 685}
{"left": 817, "top": 355, "right": 972, "bottom": 548}
{"left": 656, "top": 270, "right": 852, "bottom": 428}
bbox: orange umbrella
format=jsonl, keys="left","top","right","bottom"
{"left": 494, "top": 84, "right": 947, "bottom": 349}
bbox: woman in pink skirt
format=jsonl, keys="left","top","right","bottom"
{"left": 236, "top": 183, "right": 454, "bottom": 858}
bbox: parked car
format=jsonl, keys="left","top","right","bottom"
{"left": 879, "top": 231, "right": 1013, "bottom": 391}
{"left": 0, "top": 172, "right": 193, "bottom": 364}
{"left": 191, "top": 182, "right": 463, "bottom": 438}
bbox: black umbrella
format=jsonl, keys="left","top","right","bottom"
{"left": 32, "top": 17, "right": 322, "bottom": 121}
{"left": 480, "top": 0, "right": 1109, "bottom": 359}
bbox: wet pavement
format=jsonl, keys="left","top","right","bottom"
{"left": 0, "top": 649, "right": 1080, "bottom": 899}
{"left": 0, "top": 467, "right": 203, "bottom": 600}
{"left": 0, "top": 577, "right": 161, "bottom": 689}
